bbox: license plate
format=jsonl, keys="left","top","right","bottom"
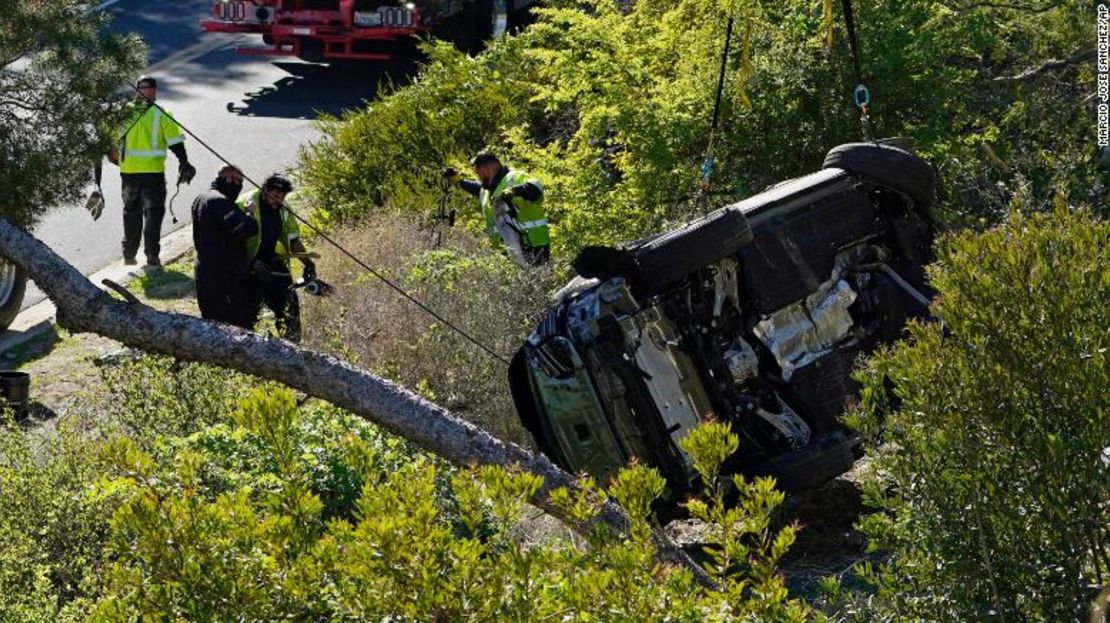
{"left": 353, "top": 11, "right": 383, "bottom": 27}
{"left": 355, "top": 8, "right": 414, "bottom": 27}
{"left": 214, "top": 1, "right": 273, "bottom": 23}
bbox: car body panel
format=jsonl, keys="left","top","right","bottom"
{"left": 620, "top": 306, "right": 714, "bottom": 471}
{"left": 525, "top": 337, "right": 627, "bottom": 484}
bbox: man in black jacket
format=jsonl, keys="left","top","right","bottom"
{"left": 191, "top": 166, "right": 257, "bottom": 328}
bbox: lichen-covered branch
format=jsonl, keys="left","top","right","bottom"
{"left": 0, "top": 217, "right": 710, "bottom": 586}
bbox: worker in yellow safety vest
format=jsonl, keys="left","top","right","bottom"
{"left": 108, "top": 75, "right": 196, "bottom": 267}
{"left": 236, "top": 173, "right": 317, "bottom": 342}
{"left": 445, "top": 152, "right": 550, "bottom": 266}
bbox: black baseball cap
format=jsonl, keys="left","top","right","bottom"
{"left": 263, "top": 173, "right": 294, "bottom": 193}
{"left": 136, "top": 75, "right": 157, "bottom": 89}
{"left": 471, "top": 152, "right": 500, "bottom": 167}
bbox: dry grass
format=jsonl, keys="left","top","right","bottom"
{"left": 301, "top": 212, "right": 559, "bottom": 445}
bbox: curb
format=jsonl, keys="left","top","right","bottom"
{"left": 0, "top": 225, "right": 196, "bottom": 356}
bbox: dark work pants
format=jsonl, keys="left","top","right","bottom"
{"left": 121, "top": 173, "right": 167, "bottom": 261}
{"left": 254, "top": 275, "right": 301, "bottom": 342}
{"left": 195, "top": 268, "right": 255, "bottom": 330}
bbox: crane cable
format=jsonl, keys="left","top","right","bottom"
{"left": 120, "top": 87, "right": 513, "bottom": 367}
{"left": 839, "top": 0, "right": 875, "bottom": 141}
{"left": 695, "top": 15, "right": 735, "bottom": 214}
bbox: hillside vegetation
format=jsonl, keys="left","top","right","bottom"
{"left": 0, "top": 0, "right": 1105, "bottom": 620}
{"left": 303, "top": 0, "right": 1096, "bottom": 252}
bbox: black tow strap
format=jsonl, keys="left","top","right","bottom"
{"left": 695, "top": 15, "right": 735, "bottom": 213}
{"left": 839, "top": 0, "right": 875, "bottom": 140}
{"left": 841, "top": 0, "right": 863, "bottom": 87}
{"left": 709, "top": 17, "right": 735, "bottom": 138}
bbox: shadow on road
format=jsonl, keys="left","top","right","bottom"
{"left": 109, "top": 0, "right": 216, "bottom": 64}
{"left": 227, "top": 56, "right": 421, "bottom": 119}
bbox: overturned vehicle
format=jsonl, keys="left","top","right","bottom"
{"left": 510, "top": 142, "right": 936, "bottom": 500}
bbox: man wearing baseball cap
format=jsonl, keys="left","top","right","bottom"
{"left": 108, "top": 75, "right": 196, "bottom": 268}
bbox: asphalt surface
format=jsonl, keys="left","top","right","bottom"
{"left": 21, "top": 0, "right": 400, "bottom": 309}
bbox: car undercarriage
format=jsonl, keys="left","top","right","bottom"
{"left": 510, "top": 141, "right": 936, "bottom": 503}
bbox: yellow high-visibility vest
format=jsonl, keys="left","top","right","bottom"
{"left": 118, "top": 105, "right": 185, "bottom": 174}
{"left": 479, "top": 170, "right": 549, "bottom": 248}
{"left": 237, "top": 189, "right": 302, "bottom": 265}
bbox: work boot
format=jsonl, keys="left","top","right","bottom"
{"left": 123, "top": 254, "right": 138, "bottom": 266}
{"left": 144, "top": 256, "right": 162, "bottom": 271}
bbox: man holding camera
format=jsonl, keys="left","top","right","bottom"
{"left": 444, "top": 152, "right": 550, "bottom": 267}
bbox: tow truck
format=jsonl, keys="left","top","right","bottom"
{"left": 201, "top": 0, "right": 525, "bottom": 62}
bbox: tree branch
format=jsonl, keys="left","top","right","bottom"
{"left": 994, "top": 49, "right": 1096, "bottom": 82}
{"left": 0, "top": 217, "right": 713, "bottom": 587}
{"left": 0, "top": 97, "right": 47, "bottom": 113}
{"left": 959, "top": 1, "right": 1061, "bottom": 13}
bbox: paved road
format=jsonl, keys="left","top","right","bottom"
{"left": 21, "top": 0, "right": 396, "bottom": 308}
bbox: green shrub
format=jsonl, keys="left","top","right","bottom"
{"left": 97, "top": 356, "right": 255, "bottom": 448}
{"left": 301, "top": 38, "right": 535, "bottom": 221}
{"left": 838, "top": 206, "right": 1110, "bottom": 621}
{"left": 0, "top": 416, "right": 116, "bottom": 622}
{"left": 91, "top": 391, "right": 813, "bottom": 621}
{"left": 302, "top": 0, "right": 1094, "bottom": 258}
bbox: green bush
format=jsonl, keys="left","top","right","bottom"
{"left": 837, "top": 205, "right": 1110, "bottom": 621}
{"left": 91, "top": 402, "right": 814, "bottom": 621}
{"left": 0, "top": 416, "right": 116, "bottom": 622}
{"left": 0, "top": 356, "right": 816, "bottom": 620}
{"left": 302, "top": 0, "right": 1094, "bottom": 258}
{"left": 97, "top": 357, "right": 255, "bottom": 448}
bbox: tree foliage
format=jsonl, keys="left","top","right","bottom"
{"left": 839, "top": 204, "right": 1110, "bottom": 621}
{"left": 0, "top": 357, "right": 814, "bottom": 621}
{"left": 302, "top": 0, "right": 1095, "bottom": 259}
{"left": 91, "top": 404, "right": 810, "bottom": 621}
{"left": 0, "top": 0, "right": 143, "bottom": 229}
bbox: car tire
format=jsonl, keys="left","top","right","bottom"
{"left": 632, "top": 206, "right": 753, "bottom": 294}
{"left": 0, "top": 260, "right": 27, "bottom": 331}
{"left": 823, "top": 142, "right": 936, "bottom": 209}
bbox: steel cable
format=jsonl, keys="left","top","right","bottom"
{"left": 121, "top": 86, "right": 513, "bottom": 366}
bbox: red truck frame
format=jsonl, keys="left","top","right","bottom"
{"left": 201, "top": 0, "right": 519, "bottom": 62}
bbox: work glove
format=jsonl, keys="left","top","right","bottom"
{"left": 84, "top": 187, "right": 105, "bottom": 221}
{"left": 499, "top": 190, "right": 518, "bottom": 219}
{"left": 302, "top": 260, "right": 317, "bottom": 281}
{"left": 177, "top": 161, "right": 197, "bottom": 185}
{"left": 251, "top": 259, "right": 274, "bottom": 280}
{"left": 441, "top": 167, "right": 460, "bottom": 183}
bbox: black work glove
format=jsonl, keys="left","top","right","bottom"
{"left": 177, "top": 161, "right": 197, "bottom": 185}
{"left": 499, "top": 190, "right": 518, "bottom": 219}
{"left": 302, "top": 260, "right": 317, "bottom": 281}
{"left": 442, "top": 167, "right": 459, "bottom": 180}
{"left": 251, "top": 259, "right": 274, "bottom": 280}
{"left": 84, "top": 187, "right": 105, "bottom": 221}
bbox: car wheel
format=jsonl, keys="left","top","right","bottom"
{"left": 0, "top": 260, "right": 27, "bottom": 331}
{"left": 823, "top": 142, "right": 936, "bottom": 209}
{"left": 632, "top": 206, "right": 753, "bottom": 294}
